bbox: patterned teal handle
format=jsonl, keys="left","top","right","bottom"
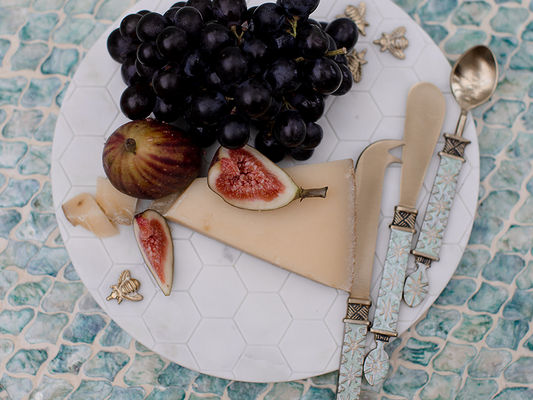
{"left": 336, "top": 322, "right": 368, "bottom": 399}
{"left": 371, "top": 227, "right": 414, "bottom": 335}
{"left": 413, "top": 154, "right": 464, "bottom": 260}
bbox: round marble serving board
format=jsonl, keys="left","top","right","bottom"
{"left": 51, "top": 0, "right": 479, "bottom": 383}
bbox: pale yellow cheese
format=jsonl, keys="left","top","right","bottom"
{"left": 163, "top": 159, "right": 356, "bottom": 291}
{"left": 62, "top": 192, "right": 119, "bottom": 238}
{"left": 95, "top": 177, "right": 138, "bottom": 225}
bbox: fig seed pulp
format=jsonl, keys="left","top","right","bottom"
{"left": 135, "top": 214, "right": 168, "bottom": 284}
{"left": 133, "top": 209, "right": 174, "bottom": 296}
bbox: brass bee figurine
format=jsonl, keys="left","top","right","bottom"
{"left": 374, "top": 27, "right": 409, "bottom": 59}
{"left": 339, "top": 3, "right": 369, "bottom": 36}
{"left": 347, "top": 49, "right": 368, "bottom": 83}
{"left": 107, "top": 270, "right": 143, "bottom": 304}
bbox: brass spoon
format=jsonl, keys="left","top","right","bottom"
{"left": 450, "top": 45, "right": 499, "bottom": 137}
{"left": 403, "top": 45, "right": 498, "bottom": 308}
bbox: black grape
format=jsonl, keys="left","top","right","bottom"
{"left": 332, "top": 62, "right": 353, "bottom": 96}
{"left": 325, "top": 18, "right": 358, "bottom": 53}
{"left": 152, "top": 63, "right": 188, "bottom": 99}
{"left": 288, "top": 146, "right": 314, "bottom": 160}
{"left": 234, "top": 78, "right": 273, "bottom": 119}
{"left": 182, "top": 48, "right": 207, "bottom": 78}
{"left": 120, "top": 14, "right": 142, "bottom": 42}
{"left": 185, "top": 91, "right": 229, "bottom": 126}
{"left": 156, "top": 26, "right": 189, "bottom": 61}
{"left": 172, "top": 6, "right": 204, "bottom": 38}
{"left": 135, "top": 58, "right": 158, "bottom": 81}
{"left": 299, "top": 121, "right": 323, "bottom": 149}
{"left": 218, "top": 114, "right": 250, "bottom": 149}
{"left": 153, "top": 97, "right": 183, "bottom": 122}
{"left": 268, "top": 30, "right": 295, "bottom": 58}
{"left": 186, "top": 0, "right": 214, "bottom": 21}
{"left": 136, "top": 12, "right": 168, "bottom": 42}
{"left": 189, "top": 124, "right": 218, "bottom": 148}
{"left": 296, "top": 25, "right": 329, "bottom": 59}
{"left": 279, "top": 0, "right": 319, "bottom": 18}
{"left": 252, "top": 3, "right": 286, "bottom": 37}
{"left": 107, "top": 29, "right": 138, "bottom": 63}
{"left": 121, "top": 54, "right": 145, "bottom": 86}
{"left": 303, "top": 57, "right": 342, "bottom": 95}
{"left": 200, "top": 21, "right": 236, "bottom": 55}
{"left": 215, "top": 46, "right": 249, "bottom": 85}
{"left": 136, "top": 42, "right": 167, "bottom": 67}
{"left": 273, "top": 109, "right": 306, "bottom": 147}
{"left": 120, "top": 84, "right": 155, "bottom": 119}
{"left": 212, "top": 0, "right": 247, "bottom": 27}
{"left": 288, "top": 87, "right": 325, "bottom": 122}
{"left": 253, "top": 96, "right": 282, "bottom": 122}
{"left": 255, "top": 129, "right": 286, "bottom": 163}
{"left": 263, "top": 59, "right": 300, "bottom": 95}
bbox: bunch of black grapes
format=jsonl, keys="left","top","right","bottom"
{"left": 107, "top": 0, "right": 358, "bottom": 162}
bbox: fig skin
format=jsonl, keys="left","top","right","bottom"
{"left": 208, "top": 145, "right": 327, "bottom": 211}
{"left": 103, "top": 119, "right": 202, "bottom": 200}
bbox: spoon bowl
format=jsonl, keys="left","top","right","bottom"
{"left": 450, "top": 45, "right": 498, "bottom": 137}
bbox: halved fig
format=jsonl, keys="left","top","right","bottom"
{"left": 133, "top": 210, "right": 174, "bottom": 296}
{"left": 207, "top": 145, "right": 328, "bottom": 210}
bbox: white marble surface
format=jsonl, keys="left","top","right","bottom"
{"left": 51, "top": 0, "right": 479, "bottom": 382}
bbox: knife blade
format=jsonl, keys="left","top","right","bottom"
{"left": 363, "top": 82, "right": 446, "bottom": 386}
{"left": 336, "top": 140, "right": 403, "bottom": 400}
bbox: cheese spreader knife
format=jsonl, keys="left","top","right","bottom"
{"left": 363, "top": 82, "right": 446, "bottom": 386}
{"left": 403, "top": 45, "right": 499, "bottom": 308}
{"left": 336, "top": 139, "right": 403, "bottom": 400}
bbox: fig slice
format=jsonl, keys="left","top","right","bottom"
{"left": 133, "top": 209, "right": 174, "bottom": 296}
{"left": 207, "top": 145, "right": 328, "bottom": 210}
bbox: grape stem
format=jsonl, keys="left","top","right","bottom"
{"left": 299, "top": 187, "right": 328, "bottom": 200}
{"left": 230, "top": 25, "right": 244, "bottom": 42}
{"left": 325, "top": 47, "right": 348, "bottom": 57}
{"left": 286, "top": 17, "right": 299, "bottom": 38}
{"left": 294, "top": 47, "right": 347, "bottom": 63}
{"left": 281, "top": 97, "right": 296, "bottom": 111}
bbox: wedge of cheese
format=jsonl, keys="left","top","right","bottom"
{"left": 95, "top": 177, "right": 137, "bottom": 225}
{"left": 162, "top": 159, "right": 356, "bottom": 291}
{"left": 62, "top": 192, "right": 119, "bottom": 238}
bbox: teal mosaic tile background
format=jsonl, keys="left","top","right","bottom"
{"left": 0, "top": 0, "right": 532, "bottom": 398}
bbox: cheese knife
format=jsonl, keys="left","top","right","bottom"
{"left": 363, "top": 82, "right": 446, "bottom": 386}
{"left": 336, "top": 139, "right": 403, "bottom": 399}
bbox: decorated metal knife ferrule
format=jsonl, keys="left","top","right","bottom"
{"left": 363, "top": 206, "right": 418, "bottom": 385}
{"left": 336, "top": 299, "right": 372, "bottom": 399}
{"left": 403, "top": 133, "right": 470, "bottom": 307}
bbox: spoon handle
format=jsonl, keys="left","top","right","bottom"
{"left": 404, "top": 134, "right": 470, "bottom": 307}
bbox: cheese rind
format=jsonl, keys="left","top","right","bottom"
{"left": 95, "top": 177, "right": 138, "bottom": 225}
{"left": 62, "top": 192, "right": 119, "bottom": 238}
{"left": 164, "top": 159, "right": 356, "bottom": 291}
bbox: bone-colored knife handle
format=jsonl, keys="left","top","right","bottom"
{"left": 371, "top": 207, "right": 417, "bottom": 336}
{"left": 411, "top": 134, "right": 470, "bottom": 262}
{"left": 336, "top": 300, "right": 371, "bottom": 399}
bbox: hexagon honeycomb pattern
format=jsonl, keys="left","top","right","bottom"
{"left": 51, "top": 0, "right": 479, "bottom": 383}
